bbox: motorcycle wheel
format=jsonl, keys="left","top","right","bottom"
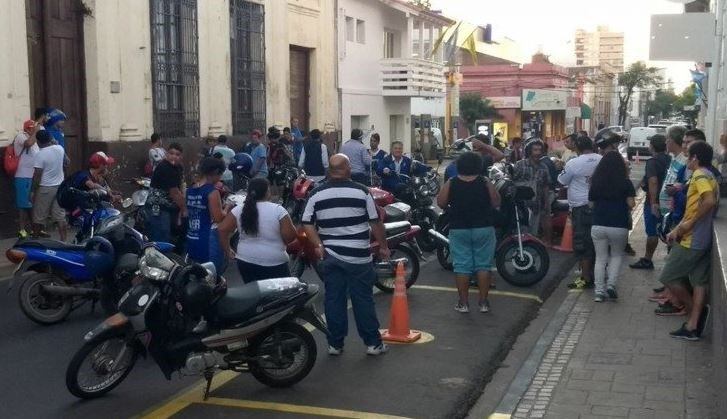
{"left": 288, "top": 254, "right": 306, "bottom": 280}
{"left": 66, "top": 335, "right": 138, "bottom": 399}
{"left": 374, "top": 244, "right": 420, "bottom": 293}
{"left": 249, "top": 321, "right": 317, "bottom": 388}
{"left": 414, "top": 209, "right": 439, "bottom": 253}
{"left": 18, "top": 273, "right": 73, "bottom": 325}
{"left": 435, "top": 220, "right": 453, "bottom": 271}
{"left": 495, "top": 240, "right": 550, "bottom": 287}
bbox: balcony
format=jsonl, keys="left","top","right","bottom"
{"left": 380, "top": 58, "right": 446, "bottom": 98}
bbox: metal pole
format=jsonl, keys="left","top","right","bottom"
{"left": 707, "top": 0, "right": 724, "bottom": 146}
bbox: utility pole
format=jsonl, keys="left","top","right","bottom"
{"left": 706, "top": 0, "right": 724, "bottom": 146}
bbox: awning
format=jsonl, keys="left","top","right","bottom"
{"left": 580, "top": 103, "right": 592, "bottom": 119}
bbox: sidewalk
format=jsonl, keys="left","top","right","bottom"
{"left": 494, "top": 213, "right": 719, "bottom": 418}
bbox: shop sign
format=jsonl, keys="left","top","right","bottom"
{"left": 522, "top": 89, "right": 569, "bottom": 111}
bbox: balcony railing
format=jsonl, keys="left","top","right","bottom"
{"left": 380, "top": 58, "right": 446, "bottom": 98}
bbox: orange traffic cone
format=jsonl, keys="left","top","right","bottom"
{"left": 381, "top": 261, "right": 421, "bottom": 343}
{"left": 553, "top": 216, "right": 574, "bottom": 253}
{"left": 634, "top": 150, "right": 641, "bottom": 165}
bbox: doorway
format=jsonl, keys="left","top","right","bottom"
{"left": 26, "top": 0, "right": 87, "bottom": 172}
{"left": 289, "top": 46, "right": 310, "bottom": 131}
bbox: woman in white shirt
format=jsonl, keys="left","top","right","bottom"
{"left": 218, "top": 178, "right": 297, "bottom": 283}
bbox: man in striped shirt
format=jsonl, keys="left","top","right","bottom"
{"left": 302, "top": 154, "right": 390, "bottom": 356}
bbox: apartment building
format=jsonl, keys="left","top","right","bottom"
{"left": 575, "top": 26, "right": 624, "bottom": 72}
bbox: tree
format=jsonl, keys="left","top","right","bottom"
{"left": 674, "top": 84, "right": 699, "bottom": 125}
{"left": 646, "top": 89, "right": 678, "bottom": 121}
{"left": 617, "top": 61, "right": 663, "bottom": 126}
{"left": 410, "top": 0, "right": 432, "bottom": 9}
{"left": 459, "top": 93, "right": 501, "bottom": 134}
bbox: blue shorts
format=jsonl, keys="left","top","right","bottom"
{"left": 449, "top": 227, "right": 496, "bottom": 275}
{"left": 14, "top": 178, "right": 32, "bottom": 209}
{"left": 643, "top": 201, "right": 661, "bottom": 237}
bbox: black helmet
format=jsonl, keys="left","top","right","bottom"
{"left": 523, "top": 137, "right": 544, "bottom": 158}
{"left": 594, "top": 127, "right": 623, "bottom": 149}
{"left": 175, "top": 264, "right": 215, "bottom": 317}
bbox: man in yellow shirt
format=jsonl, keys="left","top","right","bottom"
{"left": 659, "top": 141, "right": 718, "bottom": 341}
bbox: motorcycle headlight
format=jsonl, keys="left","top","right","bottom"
{"left": 413, "top": 177, "right": 423, "bottom": 186}
{"left": 139, "top": 247, "right": 175, "bottom": 281}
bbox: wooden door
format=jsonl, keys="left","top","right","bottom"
{"left": 289, "top": 46, "right": 309, "bottom": 131}
{"left": 26, "top": 0, "right": 87, "bottom": 172}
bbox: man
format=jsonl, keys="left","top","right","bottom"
{"left": 558, "top": 136, "right": 602, "bottom": 289}
{"left": 444, "top": 135, "right": 504, "bottom": 182}
{"left": 513, "top": 139, "right": 550, "bottom": 238}
{"left": 377, "top": 141, "right": 429, "bottom": 193}
{"left": 561, "top": 133, "right": 578, "bottom": 163}
{"left": 630, "top": 134, "right": 671, "bottom": 270}
{"left": 298, "top": 129, "right": 329, "bottom": 184}
{"left": 210, "top": 135, "right": 236, "bottom": 189}
{"left": 31, "top": 130, "right": 67, "bottom": 241}
{"left": 658, "top": 126, "right": 688, "bottom": 218}
{"left": 33, "top": 107, "right": 49, "bottom": 128}
{"left": 291, "top": 118, "right": 305, "bottom": 162}
{"left": 145, "top": 143, "right": 187, "bottom": 243}
{"left": 147, "top": 132, "right": 166, "bottom": 175}
{"left": 14, "top": 120, "right": 40, "bottom": 238}
{"left": 540, "top": 142, "right": 558, "bottom": 245}
{"left": 509, "top": 137, "right": 524, "bottom": 163}
{"left": 249, "top": 128, "right": 269, "bottom": 179}
{"left": 45, "top": 108, "right": 67, "bottom": 150}
{"left": 302, "top": 154, "right": 390, "bottom": 356}
{"left": 659, "top": 141, "right": 718, "bottom": 340}
{"left": 341, "top": 128, "right": 372, "bottom": 185}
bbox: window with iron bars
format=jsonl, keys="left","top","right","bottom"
{"left": 230, "top": 0, "right": 266, "bottom": 135}
{"left": 150, "top": 0, "right": 200, "bottom": 138}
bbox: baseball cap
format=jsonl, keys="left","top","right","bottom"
{"left": 89, "top": 151, "right": 116, "bottom": 168}
{"left": 23, "top": 120, "right": 35, "bottom": 132}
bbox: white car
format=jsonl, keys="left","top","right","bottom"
{"left": 627, "top": 126, "right": 657, "bottom": 160}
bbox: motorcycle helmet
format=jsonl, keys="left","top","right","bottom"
{"left": 84, "top": 236, "right": 116, "bottom": 277}
{"left": 88, "top": 151, "right": 116, "bottom": 169}
{"left": 523, "top": 137, "right": 545, "bottom": 158}
{"left": 594, "top": 127, "right": 623, "bottom": 150}
{"left": 658, "top": 212, "right": 675, "bottom": 244}
{"left": 175, "top": 264, "right": 216, "bottom": 318}
{"left": 229, "top": 152, "right": 253, "bottom": 175}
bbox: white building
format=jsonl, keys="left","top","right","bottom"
{"left": 337, "top": 0, "right": 451, "bottom": 153}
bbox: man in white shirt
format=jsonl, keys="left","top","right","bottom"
{"left": 558, "top": 136, "right": 602, "bottom": 289}
{"left": 32, "top": 130, "right": 68, "bottom": 241}
{"left": 148, "top": 133, "right": 166, "bottom": 174}
{"left": 14, "top": 120, "right": 41, "bottom": 238}
{"left": 210, "top": 135, "right": 236, "bottom": 189}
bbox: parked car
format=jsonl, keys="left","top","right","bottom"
{"left": 606, "top": 125, "right": 629, "bottom": 141}
{"left": 647, "top": 124, "right": 668, "bottom": 134}
{"left": 627, "top": 126, "right": 657, "bottom": 160}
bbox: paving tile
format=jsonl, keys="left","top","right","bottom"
{"left": 551, "top": 389, "right": 588, "bottom": 405}
{"left": 565, "top": 379, "right": 611, "bottom": 392}
{"left": 591, "top": 405, "right": 629, "bottom": 417}
{"left": 588, "top": 352, "right": 632, "bottom": 365}
{"left": 592, "top": 370, "right": 615, "bottom": 381}
{"left": 610, "top": 382, "right": 645, "bottom": 394}
{"left": 632, "top": 354, "right": 672, "bottom": 367}
{"left": 645, "top": 384, "right": 684, "bottom": 401}
{"left": 642, "top": 399, "right": 684, "bottom": 412}
{"left": 586, "top": 391, "right": 643, "bottom": 408}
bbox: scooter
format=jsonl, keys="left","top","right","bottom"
{"left": 66, "top": 246, "right": 327, "bottom": 400}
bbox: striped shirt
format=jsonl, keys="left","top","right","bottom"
{"left": 301, "top": 180, "right": 379, "bottom": 264}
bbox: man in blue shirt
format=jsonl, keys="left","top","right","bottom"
{"left": 377, "top": 141, "right": 429, "bottom": 193}
{"left": 341, "top": 128, "right": 372, "bottom": 185}
{"left": 291, "top": 118, "right": 304, "bottom": 162}
{"left": 250, "top": 128, "right": 269, "bottom": 178}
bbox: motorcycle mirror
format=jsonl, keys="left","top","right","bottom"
{"left": 122, "top": 198, "right": 133, "bottom": 209}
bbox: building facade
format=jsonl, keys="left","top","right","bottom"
{"left": 568, "top": 64, "right": 618, "bottom": 133}
{"left": 0, "top": 0, "right": 339, "bottom": 237}
{"left": 337, "top": 0, "right": 450, "bottom": 154}
{"left": 575, "top": 26, "right": 624, "bottom": 72}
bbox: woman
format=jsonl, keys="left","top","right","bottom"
{"left": 186, "top": 157, "right": 229, "bottom": 274}
{"left": 589, "top": 151, "right": 636, "bottom": 302}
{"left": 437, "top": 152, "right": 501, "bottom": 313}
{"left": 218, "top": 178, "right": 297, "bottom": 283}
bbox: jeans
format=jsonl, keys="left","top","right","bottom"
{"left": 591, "top": 225, "right": 628, "bottom": 295}
{"left": 317, "top": 254, "right": 381, "bottom": 348}
{"left": 145, "top": 207, "right": 172, "bottom": 243}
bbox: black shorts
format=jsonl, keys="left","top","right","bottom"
{"left": 572, "top": 205, "right": 594, "bottom": 258}
{"left": 236, "top": 260, "right": 291, "bottom": 283}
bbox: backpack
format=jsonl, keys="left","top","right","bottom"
{"left": 3, "top": 144, "right": 20, "bottom": 177}
{"left": 56, "top": 171, "right": 89, "bottom": 211}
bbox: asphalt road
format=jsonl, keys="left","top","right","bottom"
{"left": 0, "top": 246, "right": 574, "bottom": 419}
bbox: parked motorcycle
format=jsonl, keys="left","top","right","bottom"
{"left": 124, "top": 177, "right": 150, "bottom": 233}
{"left": 389, "top": 168, "right": 441, "bottom": 252}
{"left": 271, "top": 164, "right": 302, "bottom": 210}
{"left": 432, "top": 162, "right": 550, "bottom": 287}
{"left": 65, "top": 246, "right": 327, "bottom": 399}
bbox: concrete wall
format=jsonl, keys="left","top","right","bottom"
{"left": 711, "top": 208, "right": 727, "bottom": 416}
{"left": 0, "top": 0, "right": 31, "bottom": 143}
{"left": 199, "top": 0, "right": 232, "bottom": 137}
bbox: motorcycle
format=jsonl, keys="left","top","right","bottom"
{"left": 124, "top": 177, "right": 150, "bottom": 233}
{"left": 270, "top": 164, "right": 302, "bottom": 210}
{"left": 431, "top": 162, "right": 550, "bottom": 287}
{"left": 388, "top": 167, "right": 441, "bottom": 252}
{"left": 6, "top": 191, "right": 174, "bottom": 325}
{"left": 65, "top": 246, "right": 327, "bottom": 399}
{"left": 287, "top": 170, "right": 316, "bottom": 223}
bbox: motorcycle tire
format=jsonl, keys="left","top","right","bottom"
{"left": 414, "top": 209, "right": 440, "bottom": 253}
{"left": 495, "top": 240, "right": 550, "bottom": 287}
{"left": 18, "top": 273, "right": 73, "bottom": 325}
{"left": 288, "top": 254, "right": 306, "bottom": 280}
{"left": 434, "top": 218, "right": 453, "bottom": 271}
{"left": 66, "top": 335, "right": 138, "bottom": 399}
{"left": 374, "top": 244, "right": 420, "bottom": 293}
{"left": 249, "top": 321, "right": 317, "bottom": 388}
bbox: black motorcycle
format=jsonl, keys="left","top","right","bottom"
{"left": 393, "top": 168, "right": 441, "bottom": 252}
{"left": 66, "top": 246, "right": 327, "bottom": 399}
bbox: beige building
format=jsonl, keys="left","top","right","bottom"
{"left": 0, "top": 0, "right": 338, "bottom": 237}
{"left": 575, "top": 26, "right": 624, "bottom": 72}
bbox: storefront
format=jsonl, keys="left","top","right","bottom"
{"left": 521, "top": 89, "right": 570, "bottom": 145}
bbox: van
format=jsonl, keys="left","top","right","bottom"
{"left": 627, "top": 126, "right": 657, "bottom": 160}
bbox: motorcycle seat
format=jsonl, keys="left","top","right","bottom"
{"left": 213, "top": 286, "right": 262, "bottom": 324}
{"left": 213, "top": 277, "right": 307, "bottom": 325}
{"left": 16, "top": 238, "right": 86, "bottom": 251}
{"left": 552, "top": 200, "right": 570, "bottom": 212}
{"left": 384, "top": 221, "right": 411, "bottom": 237}
{"left": 384, "top": 205, "right": 407, "bottom": 223}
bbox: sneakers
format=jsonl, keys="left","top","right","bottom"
{"left": 669, "top": 323, "right": 699, "bottom": 341}
{"left": 606, "top": 287, "right": 618, "bottom": 300}
{"left": 655, "top": 302, "right": 687, "bottom": 316}
{"left": 454, "top": 303, "right": 470, "bottom": 313}
{"left": 327, "top": 345, "right": 343, "bottom": 356}
{"left": 629, "top": 258, "right": 654, "bottom": 270}
{"left": 366, "top": 343, "right": 389, "bottom": 356}
{"left": 696, "top": 304, "right": 711, "bottom": 337}
{"left": 567, "top": 277, "right": 594, "bottom": 290}
{"left": 594, "top": 293, "right": 606, "bottom": 303}
{"left": 479, "top": 299, "right": 490, "bottom": 313}
{"left": 624, "top": 243, "right": 636, "bottom": 256}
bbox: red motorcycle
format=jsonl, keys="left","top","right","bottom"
{"left": 286, "top": 172, "right": 316, "bottom": 223}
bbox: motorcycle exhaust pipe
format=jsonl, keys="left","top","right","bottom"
{"left": 40, "top": 284, "right": 100, "bottom": 298}
{"left": 428, "top": 229, "right": 449, "bottom": 246}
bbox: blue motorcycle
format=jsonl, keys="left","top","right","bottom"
{"left": 6, "top": 190, "right": 174, "bottom": 325}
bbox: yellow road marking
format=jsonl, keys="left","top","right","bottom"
{"left": 198, "top": 397, "right": 413, "bottom": 419}
{"left": 487, "top": 413, "right": 512, "bottom": 419}
{"left": 411, "top": 284, "right": 543, "bottom": 304}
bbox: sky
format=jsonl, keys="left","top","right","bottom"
{"left": 430, "top": 0, "right": 694, "bottom": 91}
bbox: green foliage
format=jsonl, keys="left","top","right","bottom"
{"left": 674, "top": 84, "right": 699, "bottom": 123}
{"left": 646, "top": 89, "right": 679, "bottom": 120}
{"left": 617, "top": 61, "right": 663, "bottom": 126}
{"left": 459, "top": 93, "right": 501, "bottom": 133}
